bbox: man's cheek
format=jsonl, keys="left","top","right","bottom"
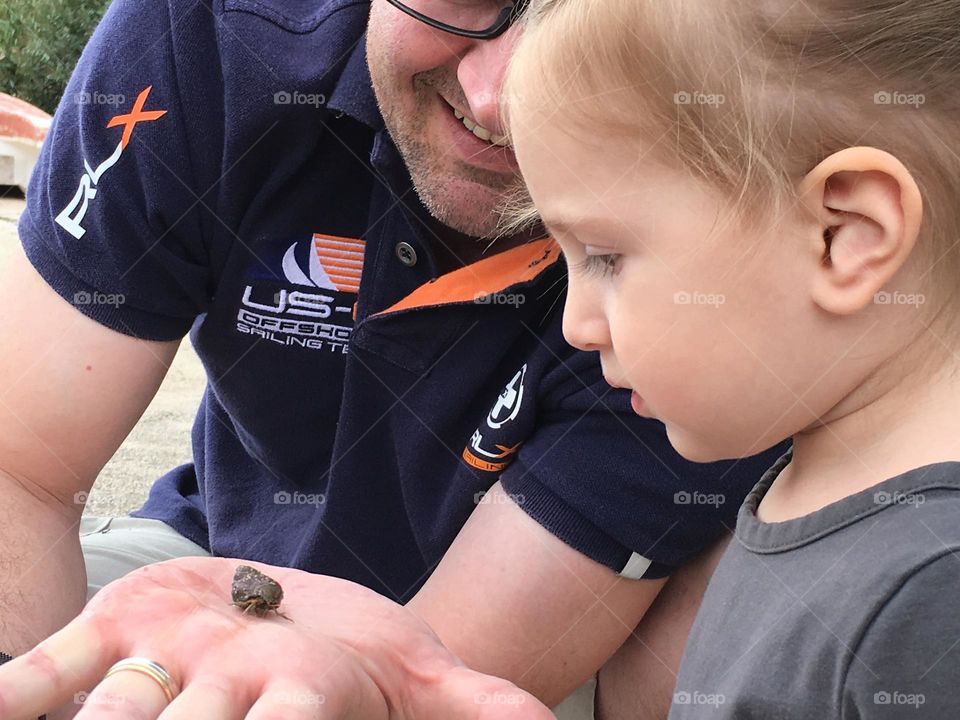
{"left": 392, "top": 30, "right": 461, "bottom": 77}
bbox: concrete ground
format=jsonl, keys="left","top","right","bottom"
{"left": 0, "top": 190, "right": 205, "bottom": 516}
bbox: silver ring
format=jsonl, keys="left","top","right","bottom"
{"left": 103, "top": 657, "right": 179, "bottom": 703}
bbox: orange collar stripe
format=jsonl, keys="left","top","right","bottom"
{"left": 375, "top": 237, "right": 561, "bottom": 317}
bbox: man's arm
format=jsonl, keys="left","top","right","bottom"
{"left": 0, "top": 242, "right": 179, "bottom": 654}
{"left": 407, "top": 481, "right": 667, "bottom": 707}
{"left": 595, "top": 533, "right": 732, "bottom": 720}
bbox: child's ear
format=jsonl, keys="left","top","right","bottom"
{"left": 798, "top": 147, "right": 923, "bottom": 315}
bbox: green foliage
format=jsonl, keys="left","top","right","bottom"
{"left": 0, "top": 0, "right": 112, "bottom": 114}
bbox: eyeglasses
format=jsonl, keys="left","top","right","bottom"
{"left": 381, "top": 0, "right": 530, "bottom": 39}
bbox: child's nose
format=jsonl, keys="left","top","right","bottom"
{"left": 562, "top": 288, "right": 611, "bottom": 352}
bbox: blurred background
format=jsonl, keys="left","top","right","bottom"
{"left": 0, "top": 0, "right": 205, "bottom": 518}
{"left": 0, "top": 0, "right": 110, "bottom": 114}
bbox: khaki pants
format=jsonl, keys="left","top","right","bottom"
{"left": 80, "top": 515, "right": 597, "bottom": 718}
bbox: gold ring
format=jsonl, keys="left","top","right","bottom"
{"left": 103, "top": 657, "right": 179, "bottom": 703}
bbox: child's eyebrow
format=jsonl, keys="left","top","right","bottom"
{"left": 542, "top": 215, "right": 625, "bottom": 240}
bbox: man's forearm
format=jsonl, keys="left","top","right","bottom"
{"left": 0, "top": 474, "right": 87, "bottom": 655}
{"left": 406, "top": 483, "right": 667, "bottom": 707}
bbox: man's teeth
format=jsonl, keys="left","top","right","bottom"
{"left": 453, "top": 108, "right": 510, "bottom": 147}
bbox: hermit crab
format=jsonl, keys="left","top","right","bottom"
{"left": 231, "top": 564, "right": 292, "bottom": 621}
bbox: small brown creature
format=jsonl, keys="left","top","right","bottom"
{"left": 231, "top": 564, "right": 292, "bottom": 621}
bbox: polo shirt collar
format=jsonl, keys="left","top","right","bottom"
{"left": 326, "top": 33, "right": 383, "bottom": 131}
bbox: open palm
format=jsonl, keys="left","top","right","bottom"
{"left": 0, "top": 556, "right": 553, "bottom": 719}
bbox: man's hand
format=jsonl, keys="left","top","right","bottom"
{"left": 0, "top": 557, "right": 554, "bottom": 719}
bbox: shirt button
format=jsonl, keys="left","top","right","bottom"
{"left": 395, "top": 241, "right": 418, "bottom": 267}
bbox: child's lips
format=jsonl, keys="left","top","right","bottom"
{"left": 631, "top": 391, "right": 649, "bottom": 416}
{"left": 604, "top": 376, "right": 651, "bottom": 416}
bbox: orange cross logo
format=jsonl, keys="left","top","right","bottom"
{"left": 106, "top": 85, "right": 167, "bottom": 149}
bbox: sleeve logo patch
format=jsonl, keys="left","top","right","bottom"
{"left": 462, "top": 364, "right": 527, "bottom": 473}
{"left": 55, "top": 86, "right": 168, "bottom": 240}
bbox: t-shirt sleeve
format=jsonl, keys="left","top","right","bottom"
{"left": 17, "top": 0, "right": 223, "bottom": 341}
{"left": 498, "top": 344, "right": 790, "bottom": 580}
{"left": 842, "top": 554, "right": 960, "bottom": 718}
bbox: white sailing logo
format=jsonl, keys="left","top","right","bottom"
{"left": 281, "top": 241, "right": 338, "bottom": 291}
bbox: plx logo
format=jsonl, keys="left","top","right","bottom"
{"left": 56, "top": 86, "right": 168, "bottom": 240}
{"left": 463, "top": 364, "right": 527, "bottom": 473}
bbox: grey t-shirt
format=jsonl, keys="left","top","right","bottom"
{"left": 669, "top": 452, "right": 960, "bottom": 719}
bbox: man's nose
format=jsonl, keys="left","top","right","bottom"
{"left": 456, "top": 25, "right": 523, "bottom": 135}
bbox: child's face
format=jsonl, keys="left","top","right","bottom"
{"left": 512, "top": 117, "right": 855, "bottom": 462}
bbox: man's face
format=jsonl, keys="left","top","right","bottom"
{"left": 366, "top": 0, "right": 526, "bottom": 239}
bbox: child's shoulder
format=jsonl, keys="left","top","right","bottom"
{"left": 869, "top": 461, "right": 960, "bottom": 551}
{"left": 826, "top": 464, "right": 960, "bottom": 714}
{"left": 843, "top": 537, "right": 960, "bottom": 715}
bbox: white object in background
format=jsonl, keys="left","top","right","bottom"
{"left": 0, "top": 93, "right": 52, "bottom": 194}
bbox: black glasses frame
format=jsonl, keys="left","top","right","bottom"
{"left": 381, "top": 0, "right": 530, "bottom": 39}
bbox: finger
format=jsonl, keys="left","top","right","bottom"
{"left": 244, "top": 682, "right": 337, "bottom": 720}
{"left": 428, "top": 667, "right": 557, "bottom": 720}
{"left": 0, "top": 618, "right": 115, "bottom": 720}
{"left": 246, "top": 657, "right": 392, "bottom": 720}
{"left": 156, "top": 676, "right": 253, "bottom": 720}
{"left": 72, "top": 669, "right": 170, "bottom": 719}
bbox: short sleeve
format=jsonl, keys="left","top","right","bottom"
{"left": 17, "top": 0, "right": 223, "bottom": 340}
{"left": 842, "top": 554, "right": 960, "bottom": 719}
{"left": 499, "top": 345, "right": 789, "bottom": 579}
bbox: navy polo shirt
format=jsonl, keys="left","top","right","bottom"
{"left": 19, "top": 0, "right": 787, "bottom": 602}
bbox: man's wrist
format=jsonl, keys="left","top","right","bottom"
{"left": 0, "top": 651, "right": 45, "bottom": 719}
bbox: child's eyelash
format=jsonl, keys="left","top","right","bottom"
{"left": 573, "top": 253, "right": 622, "bottom": 278}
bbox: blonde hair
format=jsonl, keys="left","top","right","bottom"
{"left": 503, "top": 0, "right": 960, "bottom": 298}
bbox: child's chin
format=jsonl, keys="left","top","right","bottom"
{"left": 665, "top": 427, "right": 738, "bottom": 464}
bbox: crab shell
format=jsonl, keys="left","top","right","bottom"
{"left": 231, "top": 564, "right": 285, "bottom": 614}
